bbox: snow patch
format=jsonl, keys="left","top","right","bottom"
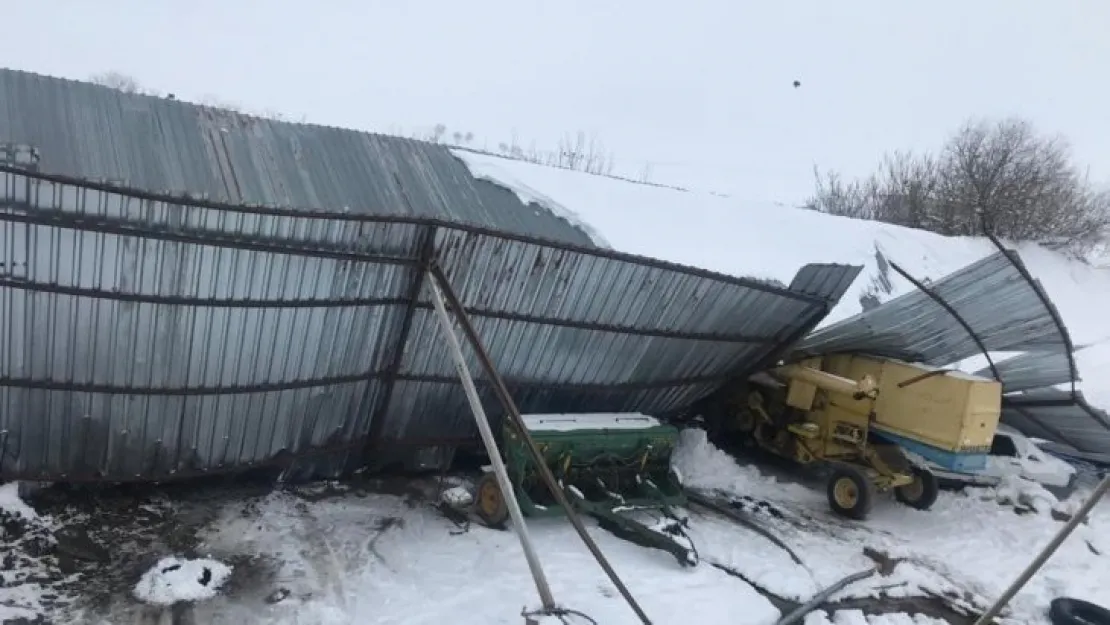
{"left": 972, "top": 475, "right": 1059, "bottom": 514}
{"left": 439, "top": 485, "right": 473, "bottom": 508}
{"left": 132, "top": 556, "right": 233, "bottom": 606}
{"left": 671, "top": 428, "right": 813, "bottom": 503}
{"left": 0, "top": 482, "right": 41, "bottom": 523}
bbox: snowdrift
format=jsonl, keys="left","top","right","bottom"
{"left": 453, "top": 150, "right": 1110, "bottom": 410}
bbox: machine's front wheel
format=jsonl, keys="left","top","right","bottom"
{"left": 894, "top": 466, "right": 940, "bottom": 511}
{"left": 474, "top": 472, "right": 510, "bottom": 529}
{"left": 826, "top": 466, "right": 874, "bottom": 520}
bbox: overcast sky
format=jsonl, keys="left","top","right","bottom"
{"left": 3, "top": 0, "right": 1108, "bottom": 202}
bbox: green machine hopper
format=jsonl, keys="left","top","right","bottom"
{"left": 472, "top": 412, "right": 698, "bottom": 566}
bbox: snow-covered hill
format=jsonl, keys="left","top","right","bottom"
{"left": 454, "top": 150, "right": 1110, "bottom": 410}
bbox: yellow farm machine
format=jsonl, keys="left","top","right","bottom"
{"left": 709, "top": 354, "right": 1004, "bottom": 519}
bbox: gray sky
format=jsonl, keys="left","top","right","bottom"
{"left": 3, "top": 0, "right": 1108, "bottom": 202}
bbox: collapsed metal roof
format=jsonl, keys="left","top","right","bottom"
{"left": 0, "top": 67, "right": 595, "bottom": 246}
{"left": 973, "top": 350, "right": 1074, "bottom": 395}
{"left": 795, "top": 250, "right": 1067, "bottom": 366}
{"left": 794, "top": 245, "right": 1110, "bottom": 454}
{"left": 0, "top": 166, "right": 860, "bottom": 481}
{"left": 1000, "top": 389, "right": 1110, "bottom": 456}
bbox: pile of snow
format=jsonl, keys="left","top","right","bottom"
{"left": 132, "top": 556, "right": 233, "bottom": 606}
{"left": 970, "top": 475, "right": 1060, "bottom": 514}
{"left": 672, "top": 428, "right": 816, "bottom": 505}
{"left": 439, "top": 485, "right": 473, "bottom": 508}
{"left": 0, "top": 481, "right": 41, "bottom": 523}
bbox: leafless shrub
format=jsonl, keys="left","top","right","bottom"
{"left": 807, "top": 117, "right": 1108, "bottom": 253}
{"left": 89, "top": 71, "right": 144, "bottom": 94}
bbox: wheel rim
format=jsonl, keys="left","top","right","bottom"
{"left": 902, "top": 476, "right": 924, "bottom": 501}
{"left": 833, "top": 477, "right": 859, "bottom": 509}
{"left": 478, "top": 479, "right": 502, "bottom": 517}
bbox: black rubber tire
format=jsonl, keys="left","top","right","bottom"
{"left": 826, "top": 465, "right": 874, "bottom": 520}
{"left": 895, "top": 466, "right": 940, "bottom": 511}
{"left": 473, "top": 472, "right": 510, "bottom": 529}
{"left": 1049, "top": 597, "right": 1110, "bottom": 625}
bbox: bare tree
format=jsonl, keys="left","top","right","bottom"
{"left": 806, "top": 117, "right": 1108, "bottom": 252}
{"left": 935, "top": 118, "right": 1098, "bottom": 242}
{"left": 89, "top": 71, "right": 144, "bottom": 94}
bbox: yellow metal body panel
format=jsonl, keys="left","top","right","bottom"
{"left": 822, "top": 354, "right": 1001, "bottom": 453}
{"left": 785, "top": 379, "right": 818, "bottom": 411}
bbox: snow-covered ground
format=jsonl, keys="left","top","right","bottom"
{"left": 1, "top": 438, "right": 1105, "bottom": 625}
{"left": 673, "top": 429, "right": 1110, "bottom": 624}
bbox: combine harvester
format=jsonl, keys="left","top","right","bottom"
{"left": 710, "top": 355, "right": 1003, "bottom": 519}
{"left": 702, "top": 242, "right": 1095, "bottom": 521}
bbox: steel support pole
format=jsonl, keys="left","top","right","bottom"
{"left": 428, "top": 263, "right": 653, "bottom": 625}
{"left": 973, "top": 474, "right": 1110, "bottom": 625}
{"left": 426, "top": 272, "right": 557, "bottom": 611}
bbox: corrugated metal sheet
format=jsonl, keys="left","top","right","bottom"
{"left": 786, "top": 263, "right": 860, "bottom": 303}
{"left": 0, "top": 167, "right": 861, "bottom": 481}
{"left": 974, "top": 350, "right": 1076, "bottom": 394}
{"left": 0, "top": 67, "right": 594, "bottom": 247}
{"left": 794, "top": 251, "right": 1067, "bottom": 370}
{"left": 792, "top": 248, "right": 1110, "bottom": 453}
{"left": 1001, "top": 389, "right": 1110, "bottom": 455}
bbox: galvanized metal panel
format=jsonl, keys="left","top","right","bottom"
{"left": 0, "top": 170, "right": 415, "bottom": 479}
{"left": 787, "top": 263, "right": 862, "bottom": 303}
{"left": 1002, "top": 389, "right": 1110, "bottom": 455}
{"left": 975, "top": 350, "right": 1076, "bottom": 394}
{"left": 795, "top": 251, "right": 1067, "bottom": 370}
{"left": 0, "top": 68, "right": 594, "bottom": 247}
{"left": 0, "top": 167, "right": 862, "bottom": 481}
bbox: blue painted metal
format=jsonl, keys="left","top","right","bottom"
{"left": 873, "top": 430, "right": 988, "bottom": 472}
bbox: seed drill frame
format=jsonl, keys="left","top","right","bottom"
{"left": 473, "top": 413, "right": 698, "bottom": 567}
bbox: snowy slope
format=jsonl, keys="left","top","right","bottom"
{"left": 454, "top": 151, "right": 1110, "bottom": 405}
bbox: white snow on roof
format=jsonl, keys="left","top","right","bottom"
{"left": 521, "top": 412, "right": 663, "bottom": 432}
{"left": 451, "top": 150, "right": 1110, "bottom": 412}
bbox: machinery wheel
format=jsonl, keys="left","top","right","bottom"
{"left": 895, "top": 466, "right": 940, "bottom": 511}
{"left": 1049, "top": 597, "right": 1110, "bottom": 625}
{"left": 827, "top": 466, "right": 874, "bottom": 520}
{"left": 474, "top": 472, "right": 510, "bottom": 529}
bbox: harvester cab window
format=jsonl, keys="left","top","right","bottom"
{"left": 990, "top": 434, "right": 1019, "bottom": 458}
